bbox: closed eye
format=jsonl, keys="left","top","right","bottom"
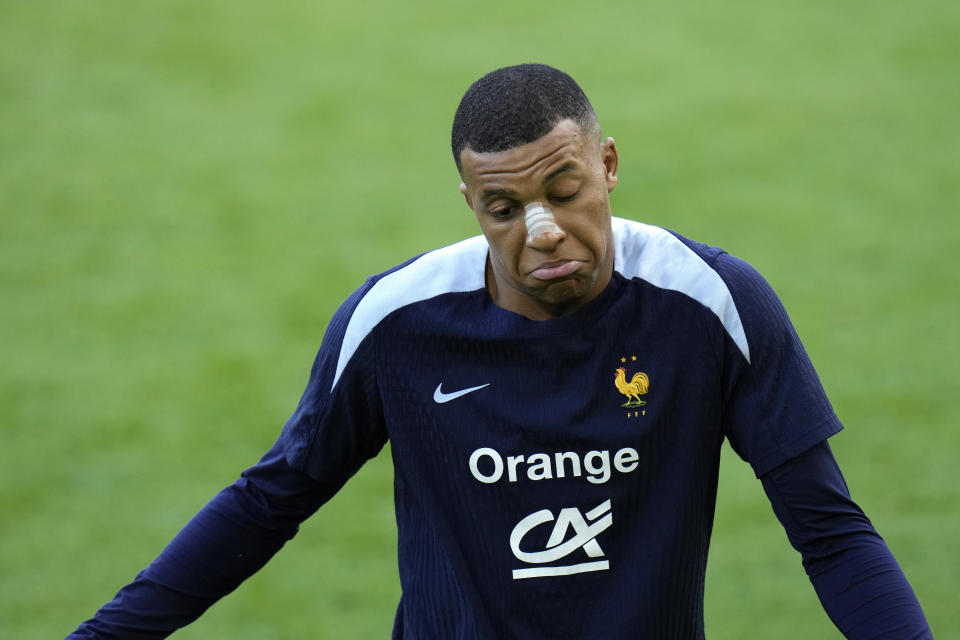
{"left": 550, "top": 191, "right": 579, "bottom": 205}
{"left": 488, "top": 205, "right": 518, "bottom": 220}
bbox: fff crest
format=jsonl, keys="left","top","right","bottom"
{"left": 614, "top": 355, "right": 649, "bottom": 417}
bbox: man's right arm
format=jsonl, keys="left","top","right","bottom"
{"left": 67, "top": 442, "right": 337, "bottom": 639}
{"left": 69, "top": 274, "right": 391, "bottom": 639}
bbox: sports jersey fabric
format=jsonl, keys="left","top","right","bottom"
{"left": 67, "top": 218, "right": 931, "bottom": 639}
{"left": 279, "top": 217, "right": 843, "bottom": 638}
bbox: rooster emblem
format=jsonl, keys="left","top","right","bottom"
{"left": 614, "top": 367, "right": 649, "bottom": 408}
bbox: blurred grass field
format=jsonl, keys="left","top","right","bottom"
{"left": 1, "top": 1, "right": 957, "bottom": 638}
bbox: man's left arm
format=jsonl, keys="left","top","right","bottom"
{"left": 761, "top": 441, "right": 932, "bottom": 639}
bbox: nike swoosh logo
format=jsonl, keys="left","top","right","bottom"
{"left": 433, "top": 382, "right": 490, "bottom": 404}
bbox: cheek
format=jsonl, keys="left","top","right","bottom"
{"left": 483, "top": 221, "right": 526, "bottom": 268}
{"left": 589, "top": 193, "right": 609, "bottom": 218}
{"left": 566, "top": 197, "right": 610, "bottom": 246}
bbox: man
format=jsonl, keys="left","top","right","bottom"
{"left": 69, "top": 64, "right": 931, "bottom": 638}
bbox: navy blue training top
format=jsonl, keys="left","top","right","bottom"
{"left": 68, "top": 218, "right": 931, "bottom": 639}
{"left": 277, "top": 218, "right": 842, "bottom": 637}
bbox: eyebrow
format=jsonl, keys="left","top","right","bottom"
{"left": 481, "top": 187, "right": 516, "bottom": 199}
{"left": 543, "top": 162, "right": 577, "bottom": 183}
{"left": 480, "top": 162, "right": 580, "bottom": 200}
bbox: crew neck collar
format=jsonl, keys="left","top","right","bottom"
{"left": 482, "top": 272, "right": 626, "bottom": 337}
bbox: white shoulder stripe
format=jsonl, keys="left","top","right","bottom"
{"left": 332, "top": 235, "right": 489, "bottom": 390}
{"left": 612, "top": 217, "right": 751, "bottom": 363}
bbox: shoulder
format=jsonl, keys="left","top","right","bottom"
{"left": 612, "top": 217, "right": 753, "bottom": 363}
{"left": 345, "top": 233, "right": 488, "bottom": 332}
{"left": 612, "top": 217, "right": 811, "bottom": 375}
{"left": 328, "top": 234, "right": 488, "bottom": 388}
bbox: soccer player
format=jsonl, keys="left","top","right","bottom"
{"left": 68, "top": 64, "right": 932, "bottom": 638}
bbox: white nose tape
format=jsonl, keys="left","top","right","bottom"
{"left": 524, "top": 202, "right": 562, "bottom": 243}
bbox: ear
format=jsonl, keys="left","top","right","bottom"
{"left": 459, "top": 182, "right": 475, "bottom": 211}
{"left": 601, "top": 137, "right": 619, "bottom": 193}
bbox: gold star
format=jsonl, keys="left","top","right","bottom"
{"left": 620, "top": 357, "right": 626, "bottom": 363}
{"left": 631, "top": 355, "right": 637, "bottom": 361}
{"left": 642, "top": 410, "right": 646, "bottom": 416}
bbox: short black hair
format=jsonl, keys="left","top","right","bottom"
{"left": 451, "top": 64, "right": 598, "bottom": 173}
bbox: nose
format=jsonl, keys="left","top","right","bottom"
{"left": 527, "top": 229, "right": 566, "bottom": 251}
{"left": 524, "top": 202, "right": 566, "bottom": 251}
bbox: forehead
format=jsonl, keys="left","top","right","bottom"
{"left": 460, "top": 120, "right": 596, "bottom": 194}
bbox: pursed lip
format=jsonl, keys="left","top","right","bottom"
{"left": 528, "top": 259, "right": 584, "bottom": 281}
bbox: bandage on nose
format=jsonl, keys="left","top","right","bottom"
{"left": 524, "top": 202, "right": 562, "bottom": 243}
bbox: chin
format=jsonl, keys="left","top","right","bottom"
{"left": 537, "top": 279, "right": 590, "bottom": 308}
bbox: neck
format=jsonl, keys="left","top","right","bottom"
{"left": 485, "top": 253, "right": 614, "bottom": 322}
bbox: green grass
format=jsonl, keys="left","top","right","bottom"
{"left": 2, "top": 1, "right": 957, "bottom": 637}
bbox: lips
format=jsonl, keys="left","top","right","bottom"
{"left": 529, "top": 260, "right": 583, "bottom": 281}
